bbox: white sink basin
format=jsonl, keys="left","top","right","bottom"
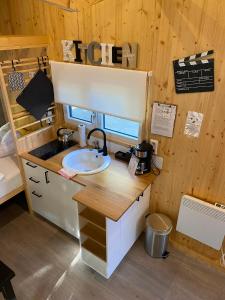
{"left": 62, "top": 148, "right": 111, "bottom": 175}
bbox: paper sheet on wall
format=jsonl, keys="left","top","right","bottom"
{"left": 184, "top": 111, "right": 203, "bottom": 138}
{"left": 151, "top": 103, "right": 177, "bottom": 137}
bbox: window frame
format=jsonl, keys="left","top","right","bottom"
{"left": 101, "top": 114, "right": 140, "bottom": 140}
{"left": 64, "top": 105, "right": 141, "bottom": 145}
{"left": 99, "top": 114, "right": 141, "bottom": 144}
{"left": 68, "top": 106, "right": 94, "bottom": 123}
{"left": 64, "top": 105, "right": 97, "bottom": 129}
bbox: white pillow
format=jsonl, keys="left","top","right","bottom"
{"left": 0, "top": 123, "right": 16, "bottom": 157}
{"left": 0, "top": 123, "right": 10, "bottom": 142}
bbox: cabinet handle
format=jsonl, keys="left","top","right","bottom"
{"left": 136, "top": 192, "right": 144, "bottom": 202}
{"left": 26, "top": 162, "right": 37, "bottom": 168}
{"left": 29, "top": 177, "right": 40, "bottom": 184}
{"left": 32, "top": 191, "right": 42, "bottom": 198}
{"left": 45, "top": 171, "right": 50, "bottom": 184}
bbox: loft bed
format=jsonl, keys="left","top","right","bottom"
{"left": 0, "top": 35, "right": 62, "bottom": 207}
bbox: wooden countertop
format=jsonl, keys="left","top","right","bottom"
{"left": 20, "top": 145, "right": 157, "bottom": 221}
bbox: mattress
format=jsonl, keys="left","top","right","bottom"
{"left": 0, "top": 155, "right": 23, "bottom": 198}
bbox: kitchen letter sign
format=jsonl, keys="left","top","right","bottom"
{"left": 61, "top": 40, "right": 138, "bottom": 69}
{"left": 173, "top": 50, "right": 214, "bottom": 93}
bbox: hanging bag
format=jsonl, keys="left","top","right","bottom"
{"left": 16, "top": 58, "right": 54, "bottom": 120}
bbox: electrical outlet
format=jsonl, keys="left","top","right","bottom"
{"left": 150, "top": 139, "right": 159, "bottom": 155}
{"left": 215, "top": 203, "right": 225, "bottom": 209}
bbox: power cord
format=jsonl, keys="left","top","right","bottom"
{"left": 151, "top": 155, "right": 161, "bottom": 176}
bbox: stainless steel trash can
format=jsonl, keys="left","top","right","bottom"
{"left": 145, "top": 213, "right": 173, "bottom": 258}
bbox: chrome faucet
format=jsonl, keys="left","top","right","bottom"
{"left": 87, "top": 128, "right": 108, "bottom": 156}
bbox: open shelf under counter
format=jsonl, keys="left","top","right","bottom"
{"left": 82, "top": 238, "right": 106, "bottom": 262}
{"left": 80, "top": 222, "right": 106, "bottom": 248}
{"left": 79, "top": 208, "right": 106, "bottom": 231}
{"left": 76, "top": 179, "right": 151, "bottom": 279}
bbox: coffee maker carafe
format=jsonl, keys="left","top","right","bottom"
{"left": 133, "top": 141, "right": 153, "bottom": 175}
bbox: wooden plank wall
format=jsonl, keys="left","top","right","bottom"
{"left": 0, "top": 0, "right": 12, "bottom": 34}
{"left": 1, "top": 0, "right": 225, "bottom": 266}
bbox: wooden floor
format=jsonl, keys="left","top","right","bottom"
{"left": 0, "top": 200, "right": 224, "bottom": 300}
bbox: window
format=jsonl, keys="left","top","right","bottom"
{"left": 68, "top": 106, "right": 94, "bottom": 123}
{"left": 103, "top": 114, "right": 139, "bottom": 139}
{"left": 66, "top": 105, "right": 140, "bottom": 141}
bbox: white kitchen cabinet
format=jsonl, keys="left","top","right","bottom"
{"left": 22, "top": 159, "right": 82, "bottom": 238}
{"left": 78, "top": 185, "right": 151, "bottom": 278}
{"left": 23, "top": 158, "right": 151, "bottom": 278}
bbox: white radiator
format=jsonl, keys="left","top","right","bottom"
{"left": 176, "top": 195, "right": 225, "bottom": 250}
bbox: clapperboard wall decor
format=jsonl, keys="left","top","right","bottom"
{"left": 173, "top": 50, "right": 214, "bottom": 94}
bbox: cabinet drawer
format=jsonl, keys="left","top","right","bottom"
{"left": 23, "top": 159, "right": 50, "bottom": 185}
{"left": 27, "top": 176, "right": 42, "bottom": 192}
{"left": 23, "top": 159, "right": 40, "bottom": 172}
{"left": 30, "top": 189, "right": 43, "bottom": 199}
{"left": 30, "top": 189, "right": 45, "bottom": 217}
{"left": 23, "top": 159, "right": 43, "bottom": 180}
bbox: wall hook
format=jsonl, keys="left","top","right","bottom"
{"left": 37, "top": 57, "right": 41, "bottom": 69}
{"left": 11, "top": 60, "right": 16, "bottom": 71}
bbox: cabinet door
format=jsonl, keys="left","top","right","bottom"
{"left": 120, "top": 185, "right": 151, "bottom": 255}
{"left": 23, "top": 159, "right": 82, "bottom": 238}
{"left": 23, "top": 159, "right": 47, "bottom": 217}
{"left": 43, "top": 170, "right": 82, "bottom": 238}
{"left": 136, "top": 185, "right": 151, "bottom": 234}
{"left": 30, "top": 188, "right": 46, "bottom": 217}
{"left": 121, "top": 200, "right": 139, "bottom": 255}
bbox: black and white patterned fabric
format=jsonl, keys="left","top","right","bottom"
{"left": 8, "top": 71, "right": 25, "bottom": 92}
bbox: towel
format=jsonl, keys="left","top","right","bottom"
{"left": 58, "top": 168, "right": 77, "bottom": 179}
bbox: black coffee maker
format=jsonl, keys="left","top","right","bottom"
{"left": 133, "top": 141, "right": 153, "bottom": 175}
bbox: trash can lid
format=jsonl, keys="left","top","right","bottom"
{"left": 146, "top": 213, "right": 173, "bottom": 235}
